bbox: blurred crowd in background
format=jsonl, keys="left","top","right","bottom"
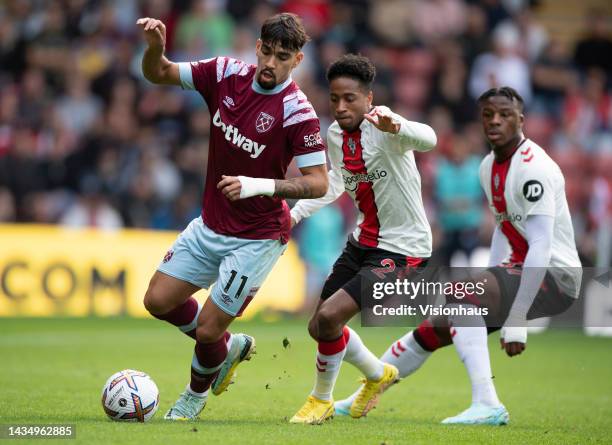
{"left": 0, "top": 0, "right": 610, "bottom": 298}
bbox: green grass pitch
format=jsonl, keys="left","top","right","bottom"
{"left": 1, "top": 317, "right": 611, "bottom": 444}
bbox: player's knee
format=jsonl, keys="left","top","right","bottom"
{"left": 314, "top": 306, "right": 341, "bottom": 339}
{"left": 307, "top": 317, "right": 319, "bottom": 340}
{"left": 143, "top": 286, "right": 167, "bottom": 316}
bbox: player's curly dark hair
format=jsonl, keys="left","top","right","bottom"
{"left": 260, "top": 13, "right": 310, "bottom": 52}
{"left": 477, "top": 87, "right": 524, "bottom": 111}
{"left": 326, "top": 54, "right": 376, "bottom": 91}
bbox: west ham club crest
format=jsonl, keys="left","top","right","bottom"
{"left": 255, "top": 112, "right": 275, "bottom": 133}
{"left": 348, "top": 137, "right": 356, "bottom": 154}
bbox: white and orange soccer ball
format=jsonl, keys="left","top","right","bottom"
{"left": 101, "top": 370, "right": 159, "bottom": 422}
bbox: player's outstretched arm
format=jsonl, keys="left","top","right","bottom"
{"left": 290, "top": 167, "right": 345, "bottom": 228}
{"left": 217, "top": 164, "right": 329, "bottom": 202}
{"left": 137, "top": 17, "right": 180, "bottom": 86}
{"left": 364, "top": 106, "right": 436, "bottom": 153}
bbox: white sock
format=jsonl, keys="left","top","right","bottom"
{"left": 338, "top": 330, "right": 430, "bottom": 408}
{"left": 343, "top": 327, "right": 384, "bottom": 380}
{"left": 185, "top": 384, "right": 208, "bottom": 398}
{"left": 381, "top": 330, "right": 431, "bottom": 377}
{"left": 448, "top": 304, "right": 501, "bottom": 407}
{"left": 311, "top": 337, "right": 347, "bottom": 401}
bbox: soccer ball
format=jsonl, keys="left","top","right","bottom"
{"left": 101, "top": 369, "right": 159, "bottom": 422}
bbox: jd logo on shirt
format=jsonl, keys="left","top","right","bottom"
{"left": 523, "top": 180, "right": 544, "bottom": 202}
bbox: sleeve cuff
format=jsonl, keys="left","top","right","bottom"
{"left": 295, "top": 151, "right": 326, "bottom": 168}
{"left": 178, "top": 62, "right": 195, "bottom": 90}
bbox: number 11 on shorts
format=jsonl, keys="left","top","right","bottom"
{"left": 224, "top": 270, "right": 249, "bottom": 298}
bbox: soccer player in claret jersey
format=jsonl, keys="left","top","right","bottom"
{"left": 289, "top": 55, "right": 437, "bottom": 424}
{"left": 136, "top": 13, "right": 328, "bottom": 420}
{"left": 335, "top": 86, "right": 582, "bottom": 425}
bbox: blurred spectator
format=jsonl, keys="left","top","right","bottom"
{"left": 430, "top": 41, "right": 477, "bottom": 126}
{"left": 511, "top": 7, "right": 549, "bottom": 62}
{"left": 175, "top": 0, "right": 234, "bottom": 57}
{"left": 368, "top": 0, "right": 415, "bottom": 46}
{"left": 60, "top": 175, "right": 123, "bottom": 229}
{"left": 434, "top": 134, "right": 484, "bottom": 265}
{"left": 410, "top": 0, "right": 467, "bottom": 44}
{"left": 469, "top": 22, "right": 532, "bottom": 104}
{"left": 562, "top": 68, "right": 611, "bottom": 149}
{"left": 573, "top": 9, "right": 612, "bottom": 80}
{"left": 460, "top": 4, "right": 490, "bottom": 65}
{"left": 55, "top": 74, "right": 103, "bottom": 137}
{"left": 532, "top": 39, "right": 577, "bottom": 120}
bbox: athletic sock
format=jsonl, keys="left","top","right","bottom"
{"left": 190, "top": 336, "right": 228, "bottom": 394}
{"left": 153, "top": 296, "right": 202, "bottom": 339}
{"left": 382, "top": 330, "right": 432, "bottom": 377}
{"left": 224, "top": 330, "right": 233, "bottom": 351}
{"left": 343, "top": 326, "right": 384, "bottom": 380}
{"left": 311, "top": 330, "right": 349, "bottom": 401}
{"left": 447, "top": 303, "right": 501, "bottom": 407}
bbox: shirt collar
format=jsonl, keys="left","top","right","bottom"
{"left": 251, "top": 75, "right": 293, "bottom": 95}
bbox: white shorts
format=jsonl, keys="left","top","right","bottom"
{"left": 157, "top": 217, "right": 287, "bottom": 316}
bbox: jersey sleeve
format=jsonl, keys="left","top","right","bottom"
{"left": 179, "top": 56, "right": 251, "bottom": 103}
{"left": 282, "top": 90, "right": 326, "bottom": 168}
{"left": 517, "top": 163, "right": 558, "bottom": 217}
{"left": 290, "top": 130, "right": 345, "bottom": 224}
{"left": 177, "top": 57, "right": 218, "bottom": 101}
{"left": 377, "top": 107, "right": 436, "bottom": 154}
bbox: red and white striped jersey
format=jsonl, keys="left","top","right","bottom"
{"left": 479, "top": 138, "right": 581, "bottom": 296}
{"left": 291, "top": 106, "right": 436, "bottom": 258}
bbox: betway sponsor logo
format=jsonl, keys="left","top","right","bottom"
{"left": 342, "top": 168, "right": 388, "bottom": 192}
{"left": 212, "top": 109, "right": 266, "bottom": 158}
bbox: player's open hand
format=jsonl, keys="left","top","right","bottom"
{"left": 136, "top": 18, "right": 166, "bottom": 49}
{"left": 217, "top": 175, "right": 242, "bottom": 201}
{"left": 364, "top": 107, "right": 400, "bottom": 134}
{"left": 500, "top": 326, "right": 527, "bottom": 357}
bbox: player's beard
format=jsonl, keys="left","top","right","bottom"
{"left": 257, "top": 70, "right": 276, "bottom": 90}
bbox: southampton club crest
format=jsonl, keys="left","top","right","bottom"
{"left": 348, "top": 137, "right": 356, "bottom": 155}
{"left": 255, "top": 112, "right": 275, "bottom": 133}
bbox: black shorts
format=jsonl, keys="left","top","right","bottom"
{"left": 320, "top": 237, "right": 428, "bottom": 307}
{"left": 485, "top": 265, "right": 576, "bottom": 330}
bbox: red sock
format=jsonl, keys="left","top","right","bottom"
{"left": 413, "top": 319, "right": 441, "bottom": 352}
{"left": 190, "top": 336, "right": 228, "bottom": 393}
{"left": 153, "top": 297, "right": 200, "bottom": 339}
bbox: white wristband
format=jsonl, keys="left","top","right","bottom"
{"left": 238, "top": 176, "right": 275, "bottom": 199}
{"left": 501, "top": 326, "right": 527, "bottom": 344}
